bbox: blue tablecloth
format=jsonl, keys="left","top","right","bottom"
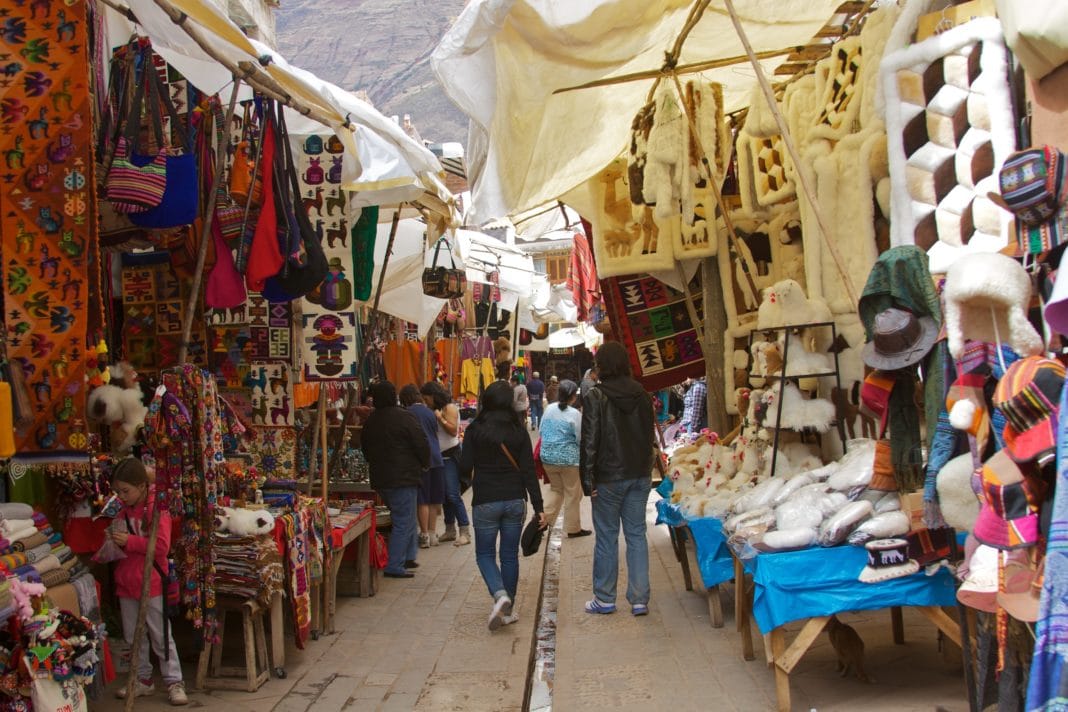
{"left": 657, "top": 480, "right": 958, "bottom": 633}
{"left": 749, "top": 544, "right": 958, "bottom": 634}
{"left": 655, "top": 498, "right": 735, "bottom": 588}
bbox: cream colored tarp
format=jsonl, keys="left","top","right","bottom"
{"left": 433, "top": 0, "right": 845, "bottom": 221}
{"left": 111, "top": 0, "right": 458, "bottom": 221}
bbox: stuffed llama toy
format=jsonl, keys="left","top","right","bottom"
{"left": 86, "top": 362, "right": 147, "bottom": 453}
{"left": 761, "top": 381, "right": 837, "bottom": 433}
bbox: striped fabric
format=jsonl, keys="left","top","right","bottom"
{"left": 105, "top": 137, "right": 168, "bottom": 214}
{"left": 998, "top": 146, "right": 1067, "bottom": 254}
{"left": 993, "top": 357, "right": 1065, "bottom": 465}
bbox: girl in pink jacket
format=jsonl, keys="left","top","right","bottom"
{"left": 109, "top": 457, "right": 188, "bottom": 705}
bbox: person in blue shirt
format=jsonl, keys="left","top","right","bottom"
{"left": 680, "top": 377, "right": 708, "bottom": 435}
{"left": 527, "top": 371, "right": 546, "bottom": 430}
{"left": 539, "top": 379, "right": 591, "bottom": 538}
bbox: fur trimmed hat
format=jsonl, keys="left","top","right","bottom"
{"left": 943, "top": 252, "right": 1043, "bottom": 360}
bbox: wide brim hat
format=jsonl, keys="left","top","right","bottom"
{"left": 972, "top": 450, "right": 1040, "bottom": 550}
{"left": 993, "top": 356, "right": 1065, "bottom": 465}
{"left": 957, "top": 542, "right": 999, "bottom": 612}
{"left": 861, "top": 308, "right": 938, "bottom": 370}
{"left": 859, "top": 538, "right": 920, "bottom": 583}
{"left": 996, "top": 556, "right": 1044, "bottom": 622}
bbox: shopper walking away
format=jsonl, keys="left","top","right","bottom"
{"left": 400, "top": 385, "right": 445, "bottom": 548}
{"left": 362, "top": 381, "right": 430, "bottom": 577}
{"left": 539, "top": 379, "right": 590, "bottom": 537}
{"left": 109, "top": 457, "right": 189, "bottom": 705}
{"left": 579, "top": 368, "right": 599, "bottom": 406}
{"left": 459, "top": 381, "right": 546, "bottom": 631}
{"left": 581, "top": 342, "right": 656, "bottom": 616}
{"left": 527, "top": 371, "right": 546, "bottom": 429}
{"left": 679, "top": 377, "right": 708, "bottom": 435}
{"left": 420, "top": 381, "right": 470, "bottom": 546}
{"left": 511, "top": 375, "right": 530, "bottom": 428}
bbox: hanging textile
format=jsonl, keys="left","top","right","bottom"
{"left": 293, "top": 130, "right": 360, "bottom": 380}
{"left": 246, "top": 426, "right": 297, "bottom": 479}
{"left": 351, "top": 205, "right": 378, "bottom": 302}
{"left": 121, "top": 254, "right": 208, "bottom": 374}
{"left": 567, "top": 232, "right": 600, "bottom": 323}
{"left": 601, "top": 274, "right": 705, "bottom": 391}
{"left": 383, "top": 340, "right": 422, "bottom": 389}
{"left": 1, "top": 0, "right": 93, "bottom": 453}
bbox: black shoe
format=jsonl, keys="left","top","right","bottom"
{"left": 384, "top": 571, "right": 415, "bottom": 579}
{"left": 404, "top": 560, "right": 419, "bottom": 569}
{"left": 567, "top": 529, "right": 593, "bottom": 538}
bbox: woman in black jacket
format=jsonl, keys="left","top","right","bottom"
{"left": 459, "top": 381, "right": 546, "bottom": 631}
{"left": 581, "top": 342, "right": 655, "bottom": 616}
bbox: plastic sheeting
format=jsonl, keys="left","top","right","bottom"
{"left": 655, "top": 498, "right": 734, "bottom": 589}
{"left": 749, "top": 543, "right": 957, "bottom": 634}
{"left": 433, "top": 0, "right": 845, "bottom": 221}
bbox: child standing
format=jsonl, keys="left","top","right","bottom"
{"left": 109, "top": 457, "right": 188, "bottom": 705}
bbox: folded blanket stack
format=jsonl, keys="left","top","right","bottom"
{"left": 1, "top": 519, "right": 38, "bottom": 544}
{"left": 0, "top": 553, "right": 27, "bottom": 572}
{"left": 52, "top": 545, "right": 73, "bottom": 564}
{"left": 0, "top": 503, "right": 33, "bottom": 521}
{"left": 40, "top": 568, "right": 70, "bottom": 588}
{"left": 11, "top": 532, "right": 47, "bottom": 552}
{"left": 24, "top": 543, "right": 52, "bottom": 563}
{"left": 32, "top": 554, "right": 61, "bottom": 576}
{"left": 213, "top": 533, "right": 285, "bottom": 608}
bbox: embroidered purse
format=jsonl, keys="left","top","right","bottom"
{"left": 422, "top": 237, "right": 466, "bottom": 299}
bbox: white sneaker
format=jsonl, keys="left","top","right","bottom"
{"left": 488, "top": 595, "right": 511, "bottom": 631}
{"left": 429, "top": 533, "right": 439, "bottom": 547}
{"left": 115, "top": 679, "right": 155, "bottom": 699}
{"left": 168, "top": 682, "right": 189, "bottom": 706}
{"left": 419, "top": 533, "right": 430, "bottom": 549}
{"left": 502, "top": 607, "right": 519, "bottom": 625}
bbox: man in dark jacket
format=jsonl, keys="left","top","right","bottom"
{"left": 362, "top": 381, "right": 430, "bottom": 578}
{"left": 581, "top": 342, "right": 655, "bottom": 616}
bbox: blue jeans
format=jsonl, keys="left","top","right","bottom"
{"left": 473, "top": 499, "right": 525, "bottom": 601}
{"left": 591, "top": 477, "right": 651, "bottom": 606}
{"left": 441, "top": 455, "right": 469, "bottom": 527}
{"left": 379, "top": 486, "right": 418, "bottom": 574}
{"left": 530, "top": 400, "right": 544, "bottom": 428}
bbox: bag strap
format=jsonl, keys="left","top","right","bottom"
{"left": 500, "top": 443, "right": 519, "bottom": 470}
{"left": 143, "top": 49, "right": 189, "bottom": 150}
{"left": 430, "top": 237, "right": 458, "bottom": 270}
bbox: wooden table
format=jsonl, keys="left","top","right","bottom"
{"left": 668, "top": 523, "right": 727, "bottom": 628}
{"left": 322, "top": 509, "right": 377, "bottom": 634}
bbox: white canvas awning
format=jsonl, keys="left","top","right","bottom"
{"left": 107, "top": 0, "right": 459, "bottom": 221}
{"left": 433, "top": 0, "right": 845, "bottom": 221}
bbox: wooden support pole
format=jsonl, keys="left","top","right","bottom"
{"left": 369, "top": 209, "right": 402, "bottom": 319}
{"left": 320, "top": 391, "right": 329, "bottom": 501}
{"left": 722, "top": 0, "right": 859, "bottom": 309}
{"left": 126, "top": 78, "right": 242, "bottom": 711}
{"left": 702, "top": 257, "right": 729, "bottom": 437}
{"left": 307, "top": 384, "right": 326, "bottom": 497}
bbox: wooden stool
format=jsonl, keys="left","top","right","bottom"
{"left": 196, "top": 597, "right": 270, "bottom": 692}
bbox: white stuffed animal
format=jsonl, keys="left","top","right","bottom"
{"left": 86, "top": 362, "right": 147, "bottom": 453}
{"left": 215, "top": 506, "right": 276, "bottom": 536}
{"left": 761, "top": 381, "right": 837, "bottom": 433}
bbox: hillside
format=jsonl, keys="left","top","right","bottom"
{"left": 275, "top": 0, "right": 470, "bottom": 144}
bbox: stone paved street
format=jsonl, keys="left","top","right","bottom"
{"left": 96, "top": 489, "right": 968, "bottom": 711}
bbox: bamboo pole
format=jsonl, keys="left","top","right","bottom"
{"left": 702, "top": 257, "right": 729, "bottom": 437}
{"left": 722, "top": 0, "right": 860, "bottom": 309}
{"left": 320, "top": 391, "right": 329, "bottom": 501}
{"left": 551, "top": 48, "right": 791, "bottom": 95}
{"left": 125, "top": 79, "right": 241, "bottom": 711}
{"left": 369, "top": 208, "right": 402, "bottom": 318}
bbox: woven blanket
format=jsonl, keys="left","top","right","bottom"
{"left": 247, "top": 363, "right": 294, "bottom": 427}
{"left": 0, "top": 504, "right": 33, "bottom": 521}
{"left": 0, "top": 553, "right": 28, "bottom": 571}
{"left": 601, "top": 274, "right": 705, "bottom": 391}
{"left": 25, "top": 542, "right": 52, "bottom": 563}
{"left": 12, "top": 532, "right": 47, "bottom": 552}
{"left": 41, "top": 568, "right": 70, "bottom": 588}
{"left": 32, "top": 554, "right": 60, "bottom": 575}
{"left": 0, "top": 0, "right": 93, "bottom": 454}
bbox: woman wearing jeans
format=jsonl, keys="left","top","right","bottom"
{"left": 421, "top": 382, "right": 470, "bottom": 546}
{"left": 581, "top": 342, "right": 656, "bottom": 616}
{"left": 459, "top": 381, "right": 546, "bottom": 630}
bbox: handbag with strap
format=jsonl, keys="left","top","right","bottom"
{"left": 245, "top": 103, "right": 285, "bottom": 291}
{"left": 128, "top": 48, "right": 199, "bottom": 229}
{"left": 262, "top": 106, "right": 328, "bottom": 302}
{"left": 104, "top": 45, "right": 167, "bottom": 214}
{"left": 422, "top": 237, "right": 467, "bottom": 298}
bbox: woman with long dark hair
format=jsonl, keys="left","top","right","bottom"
{"left": 458, "top": 381, "right": 546, "bottom": 630}
{"left": 539, "top": 379, "right": 590, "bottom": 537}
{"left": 420, "top": 381, "right": 470, "bottom": 545}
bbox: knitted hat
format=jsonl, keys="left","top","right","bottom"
{"left": 973, "top": 450, "right": 1041, "bottom": 550}
{"left": 991, "top": 145, "right": 1068, "bottom": 255}
{"left": 943, "top": 252, "right": 1043, "bottom": 360}
{"left": 992, "top": 356, "right": 1065, "bottom": 465}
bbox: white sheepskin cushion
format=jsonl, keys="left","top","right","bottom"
{"left": 936, "top": 454, "right": 980, "bottom": 531}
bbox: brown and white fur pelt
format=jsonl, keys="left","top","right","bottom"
{"left": 215, "top": 506, "right": 275, "bottom": 537}
{"left": 760, "top": 381, "right": 836, "bottom": 434}
{"left": 86, "top": 362, "right": 146, "bottom": 454}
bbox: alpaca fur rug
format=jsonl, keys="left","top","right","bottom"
{"left": 880, "top": 18, "right": 1015, "bottom": 269}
